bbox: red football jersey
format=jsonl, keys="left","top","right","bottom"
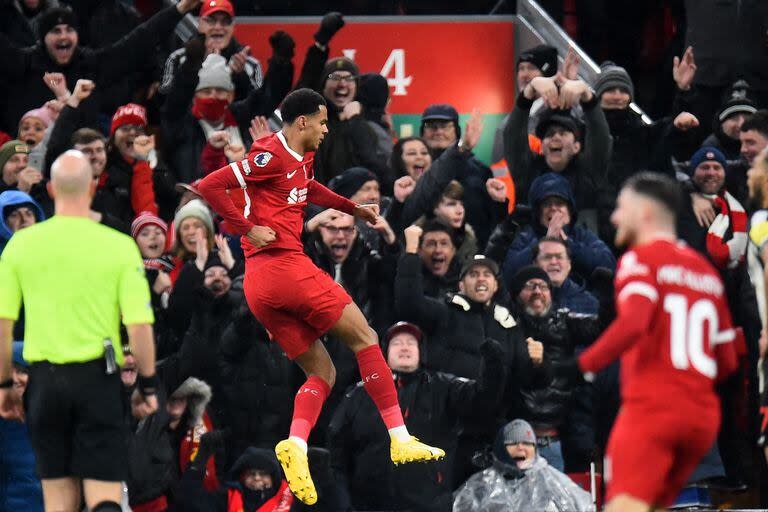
{"left": 580, "top": 239, "right": 739, "bottom": 410}
{"left": 198, "top": 132, "right": 356, "bottom": 259}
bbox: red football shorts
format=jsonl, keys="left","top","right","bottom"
{"left": 243, "top": 251, "right": 352, "bottom": 359}
{"left": 604, "top": 401, "right": 720, "bottom": 507}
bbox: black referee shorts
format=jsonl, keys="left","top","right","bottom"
{"left": 25, "top": 359, "right": 128, "bottom": 481}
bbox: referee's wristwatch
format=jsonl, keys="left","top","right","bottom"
{"left": 0, "top": 378, "right": 13, "bottom": 389}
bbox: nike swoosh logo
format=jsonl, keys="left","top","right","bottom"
{"left": 287, "top": 170, "right": 298, "bottom": 179}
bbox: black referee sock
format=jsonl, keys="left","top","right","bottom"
{"left": 91, "top": 501, "right": 122, "bottom": 512}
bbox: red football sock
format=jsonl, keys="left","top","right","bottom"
{"left": 355, "top": 345, "right": 405, "bottom": 430}
{"left": 288, "top": 375, "right": 331, "bottom": 442}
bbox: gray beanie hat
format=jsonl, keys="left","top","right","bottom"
{"left": 196, "top": 54, "right": 234, "bottom": 92}
{"left": 594, "top": 61, "right": 634, "bottom": 102}
{"left": 174, "top": 199, "right": 214, "bottom": 236}
{"left": 503, "top": 419, "right": 537, "bottom": 446}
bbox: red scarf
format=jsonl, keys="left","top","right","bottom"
{"left": 179, "top": 411, "right": 220, "bottom": 491}
{"left": 705, "top": 191, "right": 748, "bottom": 270}
{"left": 227, "top": 481, "right": 293, "bottom": 512}
{"left": 192, "top": 97, "right": 238, "bottom": 127}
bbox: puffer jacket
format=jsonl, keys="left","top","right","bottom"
{"left": 514, "top": 308, "right": 600, "bottom": 431}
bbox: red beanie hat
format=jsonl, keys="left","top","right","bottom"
{"left": 131, "top": 211, "right": 168, "bottom": 240}
{"left": 110, "top": 103, "right": 148, "bottom": 136}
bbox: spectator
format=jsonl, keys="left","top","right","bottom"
{"left": 168, "top": 378, "right": 220, "bottom": 493}
{"left": 0, "top": 341, "right": 43, "bottom": 512}
{"left": 304, "top": 208, "right": 398, "bottom": 332}
{"left": 327, "top": 166, "right": 390, "bottom": 250}
{"left": 400, "top": 221, "right": 460, "bottom": 299}
{"left": 0, "top": 189, "right": 45, "bottom": 250}
{"left": 503, "top": 173, "right": 615, "bottom": 287}
{"left": 310, "top": 57, "right": 387, "bottom": 184}
{"left": 120, "top": 349, "right": 176, "bottom": 512}
{"left": 356, "top": 73, "right": 394, "bottom": 181}
{"left": 510, "top": 265, "right": 601, "bottom": 472}
{"left": 678, "top": 146, "right": 763, "bottom": 488}
{"left": 415, "top": 180, "right": 479, "bottom": 267}
{"left": 179, "top": 438, "right": 296, "bottom": 512}
{"left": 594, "top": 61, "right": 677, "bottom": 243}
{"left": 162, "top": 34, "right": 294, "bottom": 183}
{"left": 491, "top": 44, "right": 562, "bottom": 161}
{"left": 0, "top": 140, "right": 42, "bottom": 196}
{"left": 532, "top": 237, "right": 598, "bottom": 315}
{"left": 17, "top": 105, "right": 54, "bottom": 151}
{"left": 395, "top": 238, "right": 547, "bottom": 482}
{"left": 453, "top": 419, "right": 593, "bottom": 512}
{"left": 167, "top": 198, "right": 216, "bottom": 284}
{"left": 0, "top": 0, "right": 48, "bottom": 47}
{"left": 419, "top": 104, "right": 498, "bottom": 246}
{"left": 131, "top": 212, "right": 173, "bottom": 337}
{"left": 741, "top": 110, "right": 768, "bottom": 175}
{"left": 702, "top": 81, "right": 757, "bottom": 204}
{"left": 387, "top": 112, "right": 504, "bottom": 245}
{"left": 328, "top": 322, "right": 506, "bottom": 511}
{"left": 503, "top": 75, "right": 612, "bottom": 210}
{"left": 0, "top": 0, "right": 204, "bottom": 134}
{"left": 160, "top": 0, "right": 264, "bottom": 101}
{"left": 47, "top": 85, "right": 178, "bottom": 227}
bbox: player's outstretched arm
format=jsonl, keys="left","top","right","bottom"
{"left": 198, "top": 164, "right": 256, "bottom": 236}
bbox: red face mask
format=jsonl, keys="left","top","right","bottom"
{"left": 192, "top": 97, "right": 229, "bottom": 122}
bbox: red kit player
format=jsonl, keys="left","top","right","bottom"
{"left": 566, "top": 173, "right": 739, "bottom": 512}
{"left": 197, "top": 89, "right": 444, "bottom": 505}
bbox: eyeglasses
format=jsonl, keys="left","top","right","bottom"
{"left": 201, "top": 15, "right": 233, "bottom": 26}
{"left": 327, "top": 73, "right": 357, "bottom": 84}
{"left": 423, "top": 120, "right": 455, "bottom": 132}
{"left": 322, "top": 225, "right": 356, "bottom": 236}
{"left": 523, "top": 282, "right": 550, "bottom": 292}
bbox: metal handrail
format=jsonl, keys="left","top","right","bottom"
{"left": 516, "top": 0, "right": 652, "bottom": 124}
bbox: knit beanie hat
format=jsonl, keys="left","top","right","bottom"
{"left": 131, "top": 211, "right": 168, "bottom": 240}
{"left": 688, "top": 146, "right": 727, "bottom": 175}
{"left": 174, "top": 199, "right": 214, "bottom": 237}
{"left": 510, "top": 265, "right": 551, "bottom": 298}
{"left": 110, "top": 103, "right": 147, "bottom": 137}
{"left": 328, "top": 167, "right": 378, "bottom": 199}
{"left": 20, "top": 107, "right": 54, "bottom": 129}
{"left": 37, "top": 7, "right": 77, "bottom": 39}
{"left": 594, "top": 61, "right": 634, "bottom": 102}
{"left": 321, "top": 57, "right": 359, "bottom": 88}
{"left": 502, "top": 419, "right": 537, "bottom": 446}
{"left": 357, "top": 73, "right": 389, "bottom": 110}
{"left": 716, "top": 80, "right": 757, "bottom": 123}
{"left": 517, "top": 45, "right": 558, "bottom": 77}
{"left": 196, "top": 54, "right": 234, "bottom": 92}
{"left": 0, "top": 140, "right": 30, "bottom": 171}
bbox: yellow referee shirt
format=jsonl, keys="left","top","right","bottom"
{"left": 0, "top": 216, "right": 153, "bottom": 364}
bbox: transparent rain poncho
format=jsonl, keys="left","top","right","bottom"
{"left": 453, "top": 455, "right": 595, "bottom": 512}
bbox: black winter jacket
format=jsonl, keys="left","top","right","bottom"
{"left": 328, "top": 344, "right": 505, "bottom": 512}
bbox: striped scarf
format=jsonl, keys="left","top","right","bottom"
{"left": 705, "top": 190, "right": 748, "bottom": 269}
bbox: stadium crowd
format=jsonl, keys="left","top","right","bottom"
{"left": 0, "top": 0, "right": 767, "bottom": 511}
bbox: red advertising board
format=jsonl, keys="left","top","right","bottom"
{"left": 234, "top": 17, "right": 516, "bottom": 163}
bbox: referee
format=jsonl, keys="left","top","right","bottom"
{"left": 0, "top": 150, "right": 158, "bottom": 512}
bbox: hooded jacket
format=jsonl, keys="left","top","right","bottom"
{"left": 0, "top": 190, "right": 44, "bottom": 240}
{"left": 502, "top": 173, "right": 615, "bottom": 285}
